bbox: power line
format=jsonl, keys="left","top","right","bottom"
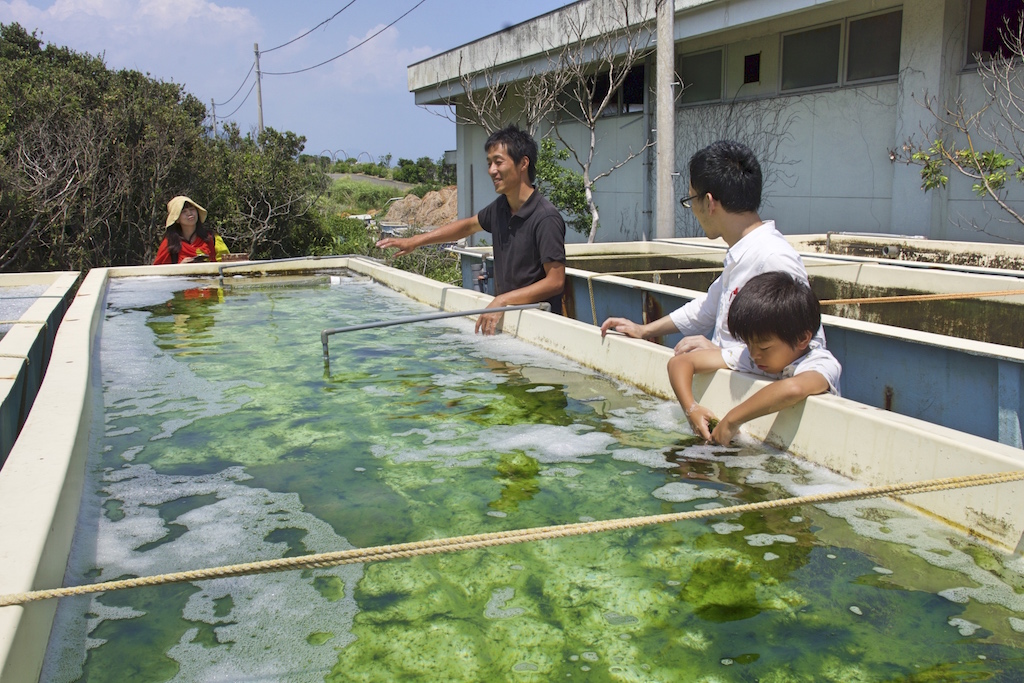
{"left": 212, "top": 1, "right": 356, "bottom": 108}
{"left": 214, "top": 62, "right": 254, "bottom": 107}
{"left": 220, "top": 80, "right": 258, "bottom": 119}
{"left": 262, "top": 0, "right": 428, "bottom": 76}
{"left": 261, "top": 0, "right": 360, "bottom": 54}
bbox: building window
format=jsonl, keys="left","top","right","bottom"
{"left": 967, "top": 0, "right": 1024, "bottom": 63}
{"left": 847, "top": 11, "right": 903, "bottom": 81}
{"left": 589, "top": 65, "right": 645, "bottom": 116}
{"left": 677, "top": 49, "right": 723, "bottom": 105}
{"left": 621, "top": 65, "right": 645, "bottom": 113}
{"left": 744, "top": 53, "right": 761, "bottom": 84}
{"left": 781, "top": 23, "right": 842, "bottom": 91}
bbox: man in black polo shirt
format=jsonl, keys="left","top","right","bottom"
{"left": 377, "top": 125, "right": 566, "bottom": 335}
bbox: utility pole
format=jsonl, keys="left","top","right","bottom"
{"left": 655, "top": 0, "right": 675, "bottom": 239}
{"left": 254, "top": 43, "right": 265, "bottom": 135}
{"left": 210, "top": 98, "right": 217, "bottom": 138}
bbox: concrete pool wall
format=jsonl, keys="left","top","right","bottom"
{"left": 1, "top": 257, "right": 1022, "bottom": 681}
{"left": 0, "top": 271, "right": 79, "bottom": 467}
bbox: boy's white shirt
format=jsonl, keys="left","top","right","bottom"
{"left": 721, "top": 340, "right": 842, "bottom": 396}
{"left": 668, "top": 221, "right": 826, "bottom": 349}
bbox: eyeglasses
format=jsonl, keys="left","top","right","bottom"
{"left": 679, "top": 193, "right": 699, "bottom": 209}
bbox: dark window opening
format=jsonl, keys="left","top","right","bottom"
{"left": 622, "top": 66, "right": 645, "bottom": 113}
{"left": 589, "top": 66, "right": 645, "bottom": 116}
{"left": 589, "top": 72, "right": 612, "bottom": 115}
{"left": 744, "top": 53, "right": 761, "bottom": 84}
{"left": 968, "top": 0, "right": 1024, "bottom": 62}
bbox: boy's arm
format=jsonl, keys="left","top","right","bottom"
{"left": 711, "top": 371, "right": 829, "bottom": 445}
{"left": 667, "top": 349, "right": 728, "bottom": 440}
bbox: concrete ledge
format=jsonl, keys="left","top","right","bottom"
{"left": 0, "top": 271, "right": 79, "bottom": 467}
{"left": 0, "top": 269, "right": 103, "bottom": 682}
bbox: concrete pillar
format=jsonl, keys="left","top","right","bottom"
{"left": 655, "top": 0, "right": 676, "bottom": 239}
{"left": 890, "top": 0, "right": 964, "bottom": 237}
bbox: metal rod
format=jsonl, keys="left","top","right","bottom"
{"left": 321, "top": 303, "right": 551, "bottom": 361}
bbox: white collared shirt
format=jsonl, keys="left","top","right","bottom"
{"left": 722, "top": 340, "right": 842, "bottom": 396}
{"left": 668, "top": 221, "right": 825, "bottom": 349}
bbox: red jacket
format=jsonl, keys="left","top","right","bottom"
{"left": 153, "top": 234, "right": 217, "bottom": 264}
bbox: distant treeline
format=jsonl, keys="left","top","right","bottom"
{"left": 302, "top": 153, "right": 456, "bottom": 186}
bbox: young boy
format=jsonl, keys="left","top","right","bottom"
{"left": 667, "top": 271, "right": 841, "bottom": 445}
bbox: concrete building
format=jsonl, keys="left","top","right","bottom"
{"left": 408, "top": 0, "right": 1024, "bottom": 244}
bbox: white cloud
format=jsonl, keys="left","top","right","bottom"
{"left": 314, "top": 24, "right": 433, "bottom": 92}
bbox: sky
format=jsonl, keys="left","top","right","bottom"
{"left": 0, "top": 0, "right": 573, "bottom": 162}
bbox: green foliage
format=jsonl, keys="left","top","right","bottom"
{"left": 322, "top": 216, "right": 377, "bottom": 255}
{"left": 912, "top": 139, "right": 1020, "bottom": 197}
{"left": 330, "top": 155, "right": 391, "bottom": 178}
{"left": 535, "top": 138, "right": 590, "bottom": 235}
{"left": 323, "top": 178, "right": 398, "bottom": 214}
{"left": 210, "top": 124, "right": 330, "bottom": 260}
{"left": 393, "top": 156, "right": 448, "bottom": 185}
{"left": 408, "top": 184, "right": 441, "bottom": 198}
{"left": 388, "top": 244, "right": 461, "bottom": 285}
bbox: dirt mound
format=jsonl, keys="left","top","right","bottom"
{"left": 383, "top": 186, "right": 458, "bottom": 228}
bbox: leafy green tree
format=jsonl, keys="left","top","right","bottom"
{"left": 393, "top": 156, "right": 440, "bottom": 184}
{"left": 535, "top": 137, "right": 589, "bottom": 235}
{"left": 211, "top": 124, "right": 331, "bottom": 259}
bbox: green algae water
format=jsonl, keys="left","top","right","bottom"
{"left": 42, "top": 273, "right": 1024, "bottom": 682}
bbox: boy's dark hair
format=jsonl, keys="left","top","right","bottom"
{"left": 728, "top": 271, "right": 820, "bottom": 347}
{"left": 485, "top": 125, "right": 538, "bottom": 183}
{"left": 688, "top": 140, "right": 762, "bottom": 213}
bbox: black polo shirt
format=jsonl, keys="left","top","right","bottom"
{"left": 477, "top": 189, "right": 566, "bottom": 312}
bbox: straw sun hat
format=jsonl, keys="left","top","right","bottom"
{"left": 165, "top": 196, "right": 208, "bottom": 227}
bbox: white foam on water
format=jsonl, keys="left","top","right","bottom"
{"left": 948, "top": 617, "right": 981, "bottom": 636}
{"left": 526, "top": 385, "right": 555, "bottom": 393}
{"left": 101, "top": 308, "right": 256, "bottom": 442}
{"left": 764, "top": 552, "right": 780, "bottom": 561}
{"left": 430, "top": 369, "right": 509, "bottom": 388}
{"left": 610, "top": 447, "right": 675, "bottom": 469}
{"left": 651, "top": 482, "right": 720, "bottom": 503}
{"left": 360, "top": 384, "right": 403, "bottom": 397}
{"left": 938, "top": 587, "right": 971, "bottom": 604}
{"left": 42, "top": 463, "right": 363, "bottom": 683}
{"left": 484, "top": 587, "right": 525, "bottom": 619}
{"left": 383, "top": 423, "right": 615, "bottom": 466}
{"left": 744, "top": 534, "right": 797, "bottom": 547}
{"left": 1009, "top": 617, "right": 1024, "bottom": 632}
{"left": 119, "top": 445, "right": 144, "bottom": 462}
{"left": 711, "top": 522, "right": 744, "bottom": 535}
{"left": 606, "top": 399, "right": 684, "bottom": 434}
{"left": 541, "top": 467, "right": 584, "bottom": 478}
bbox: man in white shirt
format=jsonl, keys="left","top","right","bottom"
{"left": 600, "top": 140, "right": 823, "bottom": 354}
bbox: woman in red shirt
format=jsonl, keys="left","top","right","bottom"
{"left": 153, "top": 196, "right": 218, "bottom": 264}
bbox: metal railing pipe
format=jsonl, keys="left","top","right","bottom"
{"left": 321, "top": 303, "right": 551, "bottom": 361}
